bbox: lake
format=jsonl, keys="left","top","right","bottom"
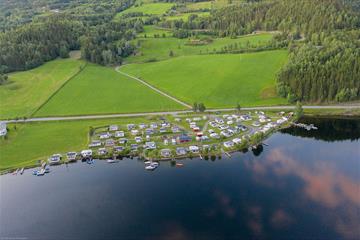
{"left": 1, "top": 117, "right": 359, "bottom": 240}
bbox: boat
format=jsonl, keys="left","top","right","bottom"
{"left": 45, "top": 166, "right": 50, "bottom": 173}
{"left": 145, "top": 165, "right": 157, "bottom": 170}
{"left": 12, "top": 169, "right": 19, "bottom": 175}
{"left": 19, "top": 168, "right": 24, "bottom": 175}
{"left": 107, "top": 159, "right": 117, "bottom": 163}
{"left": 151, "top": 162, "right": 159, "bottom": 167}
{"left": 36, "top": 168, "right": 46, "bottom": 176}
{"left": 176, "top": 163, "right": 184, "bottom": 167}
{"left": 144, "top": 161, "right": 159, "bottom": 170}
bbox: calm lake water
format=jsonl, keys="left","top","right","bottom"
{"left": 1, "top": 117, "right": 359, "bottom": 240}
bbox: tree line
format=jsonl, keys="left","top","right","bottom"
{"left": 0, "top": 17, "right": 83, "bottom": 72}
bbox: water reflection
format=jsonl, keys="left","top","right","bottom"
{"left": 244, "top": 146, "right": 360, "bottom": 239}
{"left": 281, "top": 117, "right": 360, "bottom": 142}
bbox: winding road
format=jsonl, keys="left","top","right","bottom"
{"left": 3, "top": 105, "right": 359, "bottom": 123}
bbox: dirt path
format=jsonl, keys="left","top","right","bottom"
{"left": 115, "top": 66, "right": 192, "bottom": 109}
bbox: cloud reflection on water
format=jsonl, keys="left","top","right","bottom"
{"left": 245, "top": 147, "right": 360, "bottom": 239}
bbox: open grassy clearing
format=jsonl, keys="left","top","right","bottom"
{"left": 0, "top": 58, "right": 85, "bottom": 120}
{"left": 142, "top": 25, "right": 173, "bottom": 37}
{"left": 114, "top": 2, "right": 174, "bottom": 20}
{"left": 165, "top": 12, "right": 210, "bottom": 21}
{"left": 122, "top": 50, "right": 288, "bottom": 107}
{"left": 127, "top": 33, "right": 273, "bottom": 63}
{"left": 0, "top": 117, "right": 148, "bottom": 170}
{"left": 35, "top": 64, "right": 184, "bottom": 117}
{"left": 186, "top": 1, "right": 212, "bottom": 10}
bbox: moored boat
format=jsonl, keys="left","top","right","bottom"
{"left": 19, "top": 168, "right": 24, "bottom": 175}
{"left": 36, "top": 168, "right": 46, "bottom": 176}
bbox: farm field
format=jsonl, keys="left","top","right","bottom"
{"left": 0, "top": 117, "right": 146, "bottom": 170}
{"left": 0, "top": 58, "right": 85, "bottom": 119}
{"left": 121, "top": 50, "right": 288, "bottom": 107}
{"left": 35, "top": 64, "right": 184, "bottom": 117}
{"left": 127, "top": 33, "right": 273, "bottom": 63}
{"left": 114, "top": 2, "right": 174, "bottom": 20}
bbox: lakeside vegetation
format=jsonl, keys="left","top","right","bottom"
{"left": 0, "top": 110, "right": 290, "bottom": 171}
{"left": 122, "top": 50, "right": 288, "bottom": 107}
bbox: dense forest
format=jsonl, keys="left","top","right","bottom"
{"left": 0, "top": 17, "right": 82, "bottom": 72}
{"left": 0, "top": 0, "right": 137, "bottom": 72}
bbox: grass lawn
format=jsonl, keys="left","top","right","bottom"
{"left": 142, "top": 25, "right": 173, "bottom": 37}
{"left": 165, "top": 12, "right": 210, "bottom": 21}
{"left": 114, "top": 2, "right": 174, "bottom": 20}
{"left": 126, "top": 33, "right": 273, "bottom": 63}
{"left": 0, "top": 117, "right": 147, "bottom": 170}
{"left": 0, "top": 59, "right": 84, "bottom": 119}
{"left": 121, "top": 50, "right": 288, "bottom": 108}
{"left": 35, "top": 64, "right": 184, "bottom": 117}
{"left": 186, "top": 1, "right": 212, "bottom": 10}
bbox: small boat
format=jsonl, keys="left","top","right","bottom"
{"left": 176, "top": 163, "right": 184, "bottom": 167}
{"left": 45, "top": 166, "right": 50, "bottom": 173}
{"left": 144, "top": 161, "right": 152, "bottom": 165}
{"left": 12, "top": 169, "right": 19, "bottom": 175}
{"left": 151, "top": 162, "right": 159, "bottom": 167}
{"left": 36, "top": 168, "right": 46, "bottom": 176}
{"left": 19, "top": 168, "right": 24, "bottom": 175}
{"left": 107, "top": 159, "right": 117, "bottom": 163}
{"left": 145, "top": 165, "right": 157, "bottom": 170}
{"left": 41, "top": 162, "right": 47, "bottom": 168}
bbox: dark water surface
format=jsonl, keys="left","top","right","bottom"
{"left": 1, "top": 117, "right": 359, "bottom": 240}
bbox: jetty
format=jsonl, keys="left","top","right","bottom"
{"left": 292, "top": 123, "right": 318, "bottom": 131}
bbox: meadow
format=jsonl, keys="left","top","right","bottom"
{"left": 186, "top": 1, "right": 212, "bottom": 10}
{"left": 0, "top": 117, "right": 148, "bottom": 170}
{"left": 121, "top": 50, "right": 288, "bottom": 107}
{"left": 114, "top": 2, "right": 174, "bottom": 20}
{"left": 165, "top": 12, "right": 210, "bottom": 21}
{"left": 35, "top": 64, "right": 184, "bottom": 117}
{"left": 0, "top": 59, "right": 85, "bottom": 119}
{"left": 126, "top": 33, "right": 273, "bottom": 63}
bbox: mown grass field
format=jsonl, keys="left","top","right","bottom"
{"left": 127, "top": 33, "right": 273, "bottom": 63}
{"left": 122, "top": 50, "right": 288, "bottom": 107}
{"left": 142, "top": 25, "right": 173, "bottom": 37}
{"left": 35, "top": 64, "right": 184, "bottom": 117}
{"left": 0, "top": 117, "right": 147, "bottom": 170}
{"left": 186, "top": 1, "right": 212, "bottom": 10}
{"left": 114, "top": 2, "right": 174, "bottom": 20}
{"left": 165, "top": 12, "right": 210, "bottom": 21}
{"left": 0, "top": 59, "right": 85, "bottom": 119}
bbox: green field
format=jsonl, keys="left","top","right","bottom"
{"left": 122, "top": 50, "right": 288, "bottom": 107}
{"left": 0, "top": 59, "right": 85, "bottom": 119}
{"left": 165, "top": 12, "right": 210, "bottom": 21}
{"left": 114, "top": 2, "right": 174, "bottom": 20}
{"left": 142, "top": 25, "right": 173, "bottom": 37}
{"left": 186, "top": 1, "right": 212, "bottom": 10}
{"left": 0, "top": 117, "right": 147, "bottom": 170}
{"left": 35, "top": 64, "right": 183, "bottom": 116}
{"left": 127, "top": 33, "right": 273, "bottom": 63}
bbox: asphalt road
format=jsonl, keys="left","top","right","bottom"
{"left": 3, "top": 105, "right": 359, "bottom": 123}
